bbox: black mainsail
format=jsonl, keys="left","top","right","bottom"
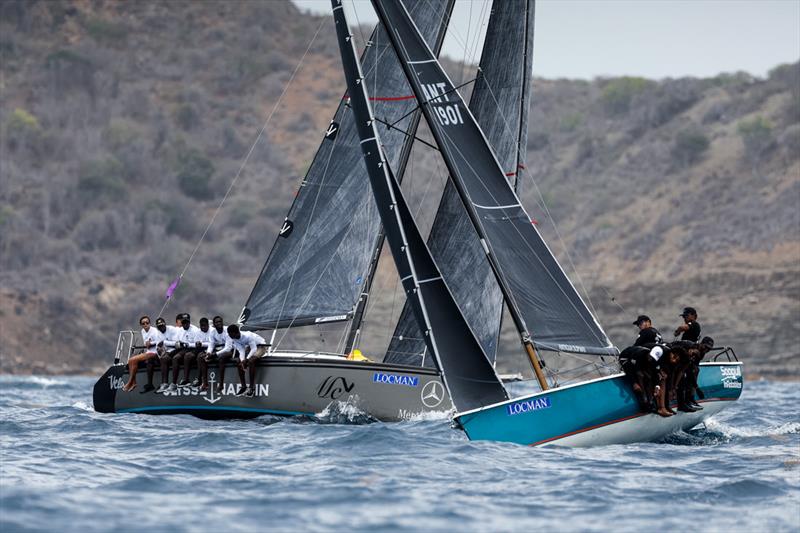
{"left": 332, "top": 0, "right": 507, "bottom": 412}
{"left": 372, "top": 0, "right": 617, "bottom": 359}
{"left": 386, "top": 0, "right": 536, "bottom": 367}
{"left": 241, "top": 0, "right": 453, "bottom": 331}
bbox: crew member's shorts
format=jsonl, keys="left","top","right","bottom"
{"left": 244, "top": 345, "right": 268, "bottom": 361}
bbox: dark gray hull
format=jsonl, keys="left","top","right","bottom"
{"left": 93, "top": 355, "right": 452, "bottom": 422}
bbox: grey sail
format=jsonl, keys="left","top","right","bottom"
{"left": 386, "top": 0, "right": 535, "bottom": 367}
{"left": 332, "top": 0, "right": 508, "bottom": 411}
{"left": 372, "top": 0, "right": 617, "bottom": 357}
{"left": 241, "top": 0, "right": 453, "bottom": 330}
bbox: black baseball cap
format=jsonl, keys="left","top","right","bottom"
{"left": 155, "top": 317, "right": 166, "bottom": 326}
{"left": 680, "top": 307, "right": 697, "bottom": 317}
{"left": 180, "top": 313, "right": 191, "bottom": 322}
{"left": 632, "top": 315, "right": 651, "bottom": 325}
{"left": 700, "top": 336, "right": 714, "bottom": 348}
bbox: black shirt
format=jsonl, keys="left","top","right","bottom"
{"left": 681, "top": 321, "right": 701, "bottom": 342}
{"left": 634, "top": 327, "right": 663, "bottom": 347}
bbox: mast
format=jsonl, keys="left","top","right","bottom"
{"left": 343, "top": 0, "right": 455, "bottom": 354}
{"left": 332, "top": 0, "right": 507, "bottom": 411}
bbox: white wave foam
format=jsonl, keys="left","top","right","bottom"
{"left": 315, "top": 398, "right": 376, "bottom": 424}
{"left": 705, "top": 418, "right": 800, "bottom": 438}
{"left": 401, "top": 409, "right": 453, "bottom": 422}
{"left": 27, "top": 376, "right": 67, "bottom": 387}
{"left": 71, "top": 400, "right": 94, "bottom": 412}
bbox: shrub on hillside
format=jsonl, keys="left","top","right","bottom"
{"left": 672, "top": 128, "right": 710, "bottom": 167}
{"left": 78, "top": 157, "right": 127, "bottom": 200}
{"left": 83, "top": 16, "right": 129, "bottom": 47}
{"left": 174, "top": 104, "right": 199, "bottom": 131}
{"left": 601, "top": 77, "right": 652, "bottom": 115}
{"left": 176, "top": 148, "right": 215, "bottom": 200}
{"left": 6, "top": 108, "right": 41, "bottom": 152}
{"left": 45, "top": 49, "right": 96, "bottom": 102}
{"left": 737, "top": 117, "right": 774, "bottom": 177}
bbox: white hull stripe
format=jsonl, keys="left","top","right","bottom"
{"left": 359, "top": 136, "right": 377, "bottom": 145}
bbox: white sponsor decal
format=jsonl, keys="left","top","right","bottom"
{"left": 558, "top": 344, "right": 587, "bottom": 353}
{"left": 315, "top": 315, "right": 348, "bottom": 323}
{"left": 108, "top": 375, "right": 125, "bottom": 390}
{"left": 721, "top": 366, "right": 742, "bottom": 389}
{"left": 160, "top": 372, "right": 269, "bottom": 401}
{"left": 421, "top": 381, "right": 445, "bottom": 408}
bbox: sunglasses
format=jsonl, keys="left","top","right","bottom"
{"left": 140, "top": 320, "right": 150, "bottom": 325}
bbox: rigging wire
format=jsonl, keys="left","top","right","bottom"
{"left": 156, "top": 17, "right": 327, "bottom": 319}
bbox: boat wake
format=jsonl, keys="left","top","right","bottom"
{"left": 314, "top": 398, "right": 378, "bottom": 425}
{"left": 662, "top": 418, "right": 800, "bottom": 446}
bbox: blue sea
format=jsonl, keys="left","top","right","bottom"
{"left": 0, "top": 376, "right": 798, "bottom": 532}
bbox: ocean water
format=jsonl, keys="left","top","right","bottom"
{"left": 0, "top": 376, "right": 798, "bottom": 532}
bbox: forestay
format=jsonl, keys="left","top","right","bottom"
{"left": 332, "top": 0, "right": 508, "bottom": 412}
{"left": 386, "top": 0, "right": 535, "bottom": 367}
{"left": 241, "top": 0, "right": 453, "bottom": 330}
{"left": 373, "top": 0, "right": 617, "bottom": 357}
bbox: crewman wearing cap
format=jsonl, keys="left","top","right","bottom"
{"left": 674, "top": 307, "right": 701, "bottom": 342}
{"left": 168, "top": 313, "right": 202, "bottom": 392}
{"left": 633, "top": 315, "right": 663, "bottom": 347}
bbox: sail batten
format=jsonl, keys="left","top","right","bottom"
{"left": 241, "top": 0, "right": 454, "bottom": 332}
{"left": 372, "top": 0, "right": 618, "bottom": 357}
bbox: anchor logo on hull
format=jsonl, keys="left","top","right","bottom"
{"left": 204, "top": 372, "right": 220, "bottom": 404}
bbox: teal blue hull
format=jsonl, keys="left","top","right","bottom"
{"left": 456, "top": 362, "right": 744, "bottom": 447}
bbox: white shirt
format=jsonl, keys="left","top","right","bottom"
{"left": 162, "top": 325, "right": 182, "bottom": 349}
{"left": 141, "top": 327, "right": 165, "bottom": 354}
{"left": 231, "top": 331, "right": 267, "bottom": 359}
{"left": 205, "top": 326, "right": 230, "bottom": 355}
{"left": 176, "top": 324, "right": 203, "bottom": 348}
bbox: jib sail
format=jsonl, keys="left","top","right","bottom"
{"left": 332, "top": 0, "right": 508, "bottom": 411}
{"left": 386, "top": 0, "right": 536, "bottom": 367}
{"left": 372, "top": 0, "right": 617, "bottom": 357}
{"left": 241, "top": 0, "right": 453, "bottom": 330}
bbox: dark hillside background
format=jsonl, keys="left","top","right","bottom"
{"left": 0, "top": 1, "right": 798, "bottom": 379}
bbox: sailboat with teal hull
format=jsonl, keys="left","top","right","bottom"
{"left": 334, "top": 0, "right": 743, "bottom": 447}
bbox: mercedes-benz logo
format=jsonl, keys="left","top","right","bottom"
{"left": 421, "top": 380, "right": 445, "bottom": 408}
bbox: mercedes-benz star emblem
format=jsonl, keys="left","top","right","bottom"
{"left": 421, "top": 380, "right": 445, "bottom": 408}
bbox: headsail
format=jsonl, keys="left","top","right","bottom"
{"left": 332, "top": 0, "right": 507, "bottom": 412}
{"left": 372, "top": 0, "right": 617, "bottom": 357}
{"left": 241, "top": 0, "right": 453, "bottom": 331}
{"left": 386, "top": 0, "right": 536, "bottom": 366}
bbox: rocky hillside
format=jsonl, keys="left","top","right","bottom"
{"left": 1, "top": 1, "right": 798, "bottom": 379}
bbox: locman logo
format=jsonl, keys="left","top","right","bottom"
{"left": 373, "top": 372, "right": 419, "bottom": 387}
{"left": 506, "top": 396, "right": 552, "bottom": 416}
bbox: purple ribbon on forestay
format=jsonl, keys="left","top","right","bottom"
{"left": 165, "top": 276, "right": 181, "bottom": 299}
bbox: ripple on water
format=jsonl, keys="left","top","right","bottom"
{"left": 0, "top": 377, "right": 798, "bottom": 532}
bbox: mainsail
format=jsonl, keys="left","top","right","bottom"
{"left": 241, "top": 0, "right": 453, "bottom": 330}
{"left": 332, "top": 0, "right": 507, "bottom": 411}
{"left": 386, "top": 0, "right": 536, "bottom": 366}
{"left": 372, "top": 0, "right": 617, "bottom": 357}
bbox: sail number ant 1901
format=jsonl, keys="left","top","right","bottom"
{"left": 421, "top": 82, "right": 464, "bottom": 126}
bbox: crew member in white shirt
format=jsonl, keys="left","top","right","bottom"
{"left": 154, "top": 314, "right": 184, "bottom": 393}
{"left": 123, "top": 315, "right": 163, "bottom": 392}
{"left": 169, "top": 313, "right": 203, "bottom": 391}
{"left": 227, "top": 324, "right": 268, "bottom": 397}
{"left": 197, "top": 316, "right": 236, "bottom": 393}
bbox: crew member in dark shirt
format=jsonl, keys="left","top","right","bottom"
{"left": 674, "top": 307, "right": 701, "bottom": 342}
{"left": 633, "top": 315, "right": 663, "bottom": 347}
